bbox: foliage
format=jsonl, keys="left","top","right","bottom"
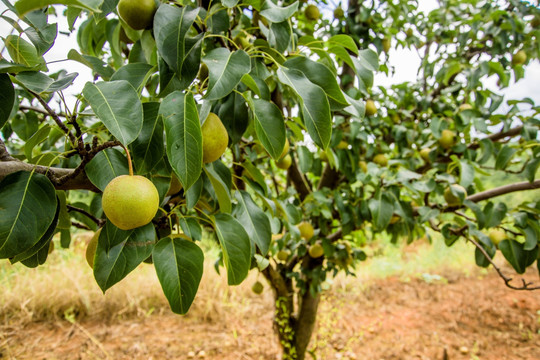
{"left": 1, "top": 0, "right": 540, "bottom": 358}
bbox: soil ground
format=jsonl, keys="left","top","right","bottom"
{"left": 1, "top": 269, "right": 539, "bottom": 360}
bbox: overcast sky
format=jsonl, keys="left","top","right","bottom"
{"left": 1, "top": 1, "right": 539, "bottom": 108}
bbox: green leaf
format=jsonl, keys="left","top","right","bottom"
{"left": 0, "top": 59, "right": 40, "bottom": 73}
{"left": 459, "top": 160, "right": 475, "bottom": 188}
{"left": 221, "top": 0, "right": 239, "bottom": 8}
{"left": 283, "top": 56, "right": 348, "bottom": 109}
{"left": 94, "top": 221, "right": 156, "bottom": 292}
{"left": 15, "top": 0, "right": 102, "bottom": 16}
{"left": 10, "top": 197, "right": 60, "bottom": 264}
{"left": 130, "top": 102, "right": 164, "bottom": 174}
{"left": 218, "top": 92, "right": 249, "bottom": 144}
{"left": 213, "top": 213, "right": 251, "bottom": 285}
{"left": 110, "top": 63, "right": 154, "bottom": 92}
{"left": 83, "top": 80, "right": 143, "bottom": 146}
{"left": 368, "top": 192, "right": 394, "bottom": 231}
{"left": 14, "top": 71, "right": 52, "bottom": 93}
{"left": 484, "top": 202, "right": 507, "bottom": 228}
{"left": 268, "top": 21, "right": 291, "bottom": 53}
{"left": 85, "top": 148, "right": 129, "bottom": 191}
{"left": 4, "top": 35, "right": 43, "bottom": 68}
{"left": 154, "top": 5, "right": 203, "bottom": 89}
{"left": 0, "top": 171, "right": 57, "bottom": 259}
{"left": 204, "top": 164, "right": 232, "bottom": 214}
{"left": 203, "top": 48, "right": 251, "bottom": 101}
{"left": 160, "top": 91, "right": 203, "bottom": 191}
{"left": 245, "top": 94, "right": 286, "bottom": 160}
{"left": 475, "top": 242, "right": 495, "bottom": 268}
{"left": 179, "top": 217, "right": 202, "bottom": 241}
{"left": 260, "top": 0, "right": 298, "bottom": 23}
{"left": 153, "top": 236, "right": 204, "bottom": 314}
{"left": 327, "top": 35, "right": 358, "bottom": 55}
{"left": 24, "top": 125, "right": 50, "bottom": 161}
{"left": 499, "top": 240, "right": 538, "bottom": 274}
{"left": 67, "top": 50, "right": 114, "bottom": 80}
{"left": 277, "top": 67, "right": 331, "bottom": 149}
{"left": 357, "top": 49, "right": 379, "bottom": 72}
{"left": 47, "top": 72, "right": 78, "bottom": 92}
{"left": 495, "top": 145, "right": 517, "bottom": 170}
{"left": 0, "top": 74, "right": 15, "bottom": 129}
{"left": 241, "top": 73, "right": 270, "bottom": 100}
{"left": 234, "top": 191, "right": 271, "bottom": 256}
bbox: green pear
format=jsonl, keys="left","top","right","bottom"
{"left": 117, "top": 0, "right": 157, "bottom": 30}
{"left": 202, "top": 113, "right": 229, "bottom": 163}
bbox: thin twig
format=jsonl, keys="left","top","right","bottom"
{"left": 466, "top": 235, "right": 540, "bottom": 291}
{"left": 67, "top": 205, "right": 104, "bottom": 227}
{"left": 71, "top": 221, "right": 91, "bottom": 230}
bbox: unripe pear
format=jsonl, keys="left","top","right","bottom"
{"left": 102, "top": 175, "right": 159, "bottom": 230}
{"left": 511, "top": 50, "right": 527, "bottom": 66}
{"left": 298, "top": 221, "right": 314, "bottom": 240}
{"left": 117, "top": 0, "right": 157, "bottom": 30}
{"left": 280, "top": 138, "right": 290, "bottom": 159}
{"left": 365, "top": 99, "right": 377, "bottom": 116}
{"left": 167, "top": 174, "right": 182, "bottom": 196}
{"left": 308, "top": 243, "right": 324, "bottom": 258}
{"left": 277, "top": 249, "right": 290, "bottom": 261}
{"left": 358, "top": 160, "right": 368, "bottom": 172}
{"left": 444, "top": 184, "right": 467, "bottom": 207}
{"left": 198, "top": 63, "right": 209, "bottom": 83}
{"left": 459, "top": 103, "right": 472, "bottom": 112}
{"left": 373, "top": 154, "right": 388, "bottom": 167}
{"left": 252, "top": 281, "right": 264, "bottom": 294}
{"left": 336, "top": 140, "right": 348, "bottom": 150}
{"left": 382, "top": 37, "right": 391, "bottom": 53}
{"left": 86, "top": 228, "right": 101, "bottom": 269}
{"left": 305, "top": 4, "right": 320, "bottom": 21}
{"left": 439, "top": 129, "right": 456, "bottom": 150}
{"left": 276, "top": 154, "right": 292, "bottom": 169}
{"left": 420, "top": 148, "right": 431, "bottom": 162}
{"left": 334, "top": 7, "right": 344, "bottom": 19}
{"left": 488, "top": 229, "right": 506, "bottom": 248}
{"left": 202, "top": 113, "right": 229, "bottom": 163}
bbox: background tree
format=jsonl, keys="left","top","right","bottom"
{"left": 1, "top": 0, "right": 540, "bottom": 359}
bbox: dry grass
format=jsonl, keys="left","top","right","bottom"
{"left": 0, "top": 231, "right": 478, "bottom": 326}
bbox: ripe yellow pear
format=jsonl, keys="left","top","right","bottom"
{"left": 202, "top": 113, "right": 229, "bottom": 163}
{"left": 459, "top": 103, "right": 472, "bottom": 112}
{"left": 444, "top": 184, "right": 467, "bottom": 207}
{"left": 439, "top": 129, "right": 456, "bottom": 150}
{"left": 102, "top": 175, "right": 159, "bottom": 230}
{"left": 365, "top": 99, "right": 377, "bottom": 116}
{"left": 305, "top": 4, "right": 320, "bottom": 21}
{"left": 511, "top": 50, "right": 527, "bottom": 66}
{"left": 117, "top": 0, "right": 157, "bottom": 30}
{"left": 276, "top": 154, "right": 292, "bottom": 169}
{"left": 298, "top": 221, "right": 314, "bottom": 240}
{"left": 308, "top": 243, "right": 324, "bottom": 258}
{"left": 373, "top": 154, "right": 388, "bottom": 167}
{"left": 86, "top": 228, "right": 101, "bottom": 269}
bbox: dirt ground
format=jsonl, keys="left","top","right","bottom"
{"left": 1, "top": 269, "right": 539, "bottom": 360}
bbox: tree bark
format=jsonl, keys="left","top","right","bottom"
{"left": 294, "top": 290, "right": 321, "bottom": 360}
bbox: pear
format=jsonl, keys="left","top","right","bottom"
{"left": 276, "top": 154, "right": 292, "bottom": 169}
{"left": 308, "top": 243, "right": 324, "bottom": 258}
{"left": 202, "top": 113, "right": 229, "bottom": 163}
{"left": 373, "top": 154, "right": 388, "bottom": 167}
{"left": 252, "top": 281, "right": 264, "bottom": 294}
{"left": 86, "top": 228, "right": 101, "bottom": 269}
{"left": 117, "top": 0, "right": 156, "bottom": 30}
{"left": 305, "top": 4, "right": 320, "bottom": 21}
{"left": 102, "top": 175, "right": 159, "bottom": 230}
{"left": 444, "top": 184, "right": 467, "bottom": 207}
{"left": 298, "top": 221, "right": 314, "bottom": 240}
{"left": 439, "top": 129, "right": 456, "bottom": 149}
{"left": 365, "top": 99, "right": 377, "bottom": 116}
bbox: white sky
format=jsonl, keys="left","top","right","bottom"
{"left": 0, "top": 1, "right": 539, "bottom": 108}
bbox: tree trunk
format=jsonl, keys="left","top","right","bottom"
{"left": 294, "top": 290, "right": 321, "bottom": 360}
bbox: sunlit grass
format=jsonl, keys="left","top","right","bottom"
{"left": 0, "top": 230, "right": 479, "bottom": 325}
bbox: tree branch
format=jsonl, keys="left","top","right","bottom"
{"left": 466, "top": 235, "right": 540, "bottom": 291}
{"left": 466, "top": 180, "right": 540, "bottom": 203}
{"left": 0, "top": 137, "right": 15, "bottom": 161}
{"left": 468, "top": 126, "right": 523, "bottom": 150}
{"left": 19, "top": 105, "right": 67, "bottom": 118}
{"left": 287, "top": 156, "right": 311, "bottom": 201}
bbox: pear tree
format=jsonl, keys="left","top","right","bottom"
{"left": 0, "top": 1, "right": 539, "bottom": 359}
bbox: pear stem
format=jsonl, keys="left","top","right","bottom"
{"left": 122, "top": 144, "right": 134, "bottom": 176}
